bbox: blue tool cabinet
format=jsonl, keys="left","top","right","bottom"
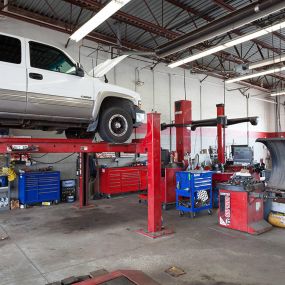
{"left": 19, "top": 171, "right": 60, "bottom": 206}
{"left": 176, "top": 171, "right": 213, "bottom": 217}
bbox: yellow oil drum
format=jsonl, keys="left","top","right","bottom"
{"left": 268, "top": 212, "right": 285, "bottom": 228}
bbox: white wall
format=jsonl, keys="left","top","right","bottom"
{"left": 0, "top": 17, "right": 275, "bottom": 180}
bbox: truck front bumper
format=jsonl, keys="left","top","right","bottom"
{"left": 134, "top": 106, "right": 145, "bottom": 127}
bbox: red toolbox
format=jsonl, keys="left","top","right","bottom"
{"left": 100, "top": 166, "right": 147, "bottom": 196}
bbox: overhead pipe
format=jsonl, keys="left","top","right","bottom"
{"left": 156, "top": 0, "right": 285, "bottom": 57}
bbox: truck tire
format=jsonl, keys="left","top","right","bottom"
{"left": 65, "top": 128, "right": 94, "bottom": 139}
{"left": 98, "top": 106, "right": 133, "bottom": 143}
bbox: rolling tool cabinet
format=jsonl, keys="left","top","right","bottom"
{"left": 18, "top": 171, "right": 60, "bottom": 206}
{"left": 99, "top": 166, "right": 147, "bottom": 196}
{"left": 176, "top": 171, "right": 213, "bottom": 217}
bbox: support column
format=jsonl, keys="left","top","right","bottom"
{"left": 175, "top": 100, "right": 192, "bottom": 161}
{"left": 217, "top": 104, "right": 225, "bottom": 164}
{"left": 79, "top": 152, "right": 88, "bottom": 207}
{"left": 147, "top": 113, "right": 162, "bottom": 233}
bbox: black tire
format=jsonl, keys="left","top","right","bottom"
{"left": 98, "top": 106, "right": 133, "bottom": 143}
{"left": 65, "top": 128, "right": 94, "bottom": 139}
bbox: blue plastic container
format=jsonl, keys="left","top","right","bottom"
{"left": 0, "top": 176, "right": 8, "bottom": 187}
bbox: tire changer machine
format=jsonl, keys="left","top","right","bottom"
{"left": 217, "top": 137, "right": 285, "bottom": 235}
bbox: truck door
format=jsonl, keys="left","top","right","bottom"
{"left": 0, "top": 34, "right": 26, "bottom": 114}
{"left": 26, "top": 41, "right": 94, "bottom": 119}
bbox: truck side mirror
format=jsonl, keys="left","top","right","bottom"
{"left": 76, "top": 63, "right": 84, "bottom": 77}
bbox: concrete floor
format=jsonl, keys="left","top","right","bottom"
{"left": 0, "top": 195, "right": 284, "bottom": 285}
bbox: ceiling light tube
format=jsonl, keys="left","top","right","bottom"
{"left": 251, "top": 97, "right": 277, "bottom": 104}
{"left": 249, "top": 54, "right": 285, "bottom": 69}
{"left": 226, "top": 66, "right": 285, "bottom": 84}
{"left": 70, "top": 0, "right": 132, "bottom": 42}
{"left": 169, "top": 20, "right": 285, "bottom": 68}
{"left": 271, "top": 91, "right": 285, "bottom": 96}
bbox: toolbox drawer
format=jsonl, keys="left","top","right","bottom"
{"left": 25, "top": 190, "right": 38, "bottom": 203}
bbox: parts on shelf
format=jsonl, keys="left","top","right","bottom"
{"left": 61, "top": 179, "right": 76, "bottom": 203}
{"left": 0, "top": 185, "right": 10, "bottom": 211}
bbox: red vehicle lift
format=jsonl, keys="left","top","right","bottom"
{"left": 140, "top": 100, "right": 258, "bottom": 208}
{"left": 0, "top": 113, "right": 168, "bottom": 237}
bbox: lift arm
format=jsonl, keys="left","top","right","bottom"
{"left": 161, "top": 116, "right": 259, "bottom": 131}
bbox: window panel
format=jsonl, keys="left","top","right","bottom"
{"left": 29, "top": 41, "right": 76, "bottom": 75}
{"left": 0, "top": 35, "right": 21, "bottom": 64}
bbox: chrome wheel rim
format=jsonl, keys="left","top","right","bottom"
{"left": 108, "top": 114, "right": 128, "bottom": 137}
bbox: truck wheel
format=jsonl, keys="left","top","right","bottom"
{"left": 98, "top": 106, "right": 133, "bottom": 143}
{"left": 65, "top": 128, "right": 94, "bottom": 139}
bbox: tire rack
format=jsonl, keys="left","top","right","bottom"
{"left": 0, "top": 113, "right": 168, "bottom": 237}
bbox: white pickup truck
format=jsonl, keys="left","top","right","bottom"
{"left": 0, "top": 33, "right": 145, "bottom": 143}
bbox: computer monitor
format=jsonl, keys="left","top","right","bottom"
{"left": 231, "top": 145, "right": 253, "bottom": 164}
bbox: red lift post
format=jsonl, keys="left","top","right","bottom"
{"left": 216, "top": 103, "right": 225, "bottom": 164}
{"left": 146, "top": 113, "right": 162, "bottom": 233}
{"left": 175, "top": 100, "right": 192, "bottom": 161}
{"left": 138, "top": 100, "right": 192, "bottom": 209}
{"left": 0, "top": 113, "right": 165, "bottom": 237}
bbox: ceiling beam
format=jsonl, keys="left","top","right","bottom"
{"left": 165, "top": 0, "right": 213, "bottom": 22}
{"left": 63, "top": 0, "right": 178, "bottom": 40}
{"left": 192, "top": 65, "right": 270, "bottom": 92}
{"left": 165, "top": 0, "right": 283, "bottom": 55}
{"left": 0, "top": 5, "right": 149, "bottom": 51}
{"left": 212, "top": 0, "right": 285, "bottom": 49}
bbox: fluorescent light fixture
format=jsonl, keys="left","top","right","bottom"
{"left": 271, "top": 90, "right": 285, "bottom": 96}
{"left": 169, "top": 20, "right": 285, "bottom": 68}
{"left": 251, "top": 97, "right": 277, "bottom": 104}
{"left": 70, "top": 0, "right": 132, "bottom": 42}
{"left": 226, "top": 66, "right": 285, "bottom": 84}
{"left": 249, "top": 54, "right": 285, "bottom": 69}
